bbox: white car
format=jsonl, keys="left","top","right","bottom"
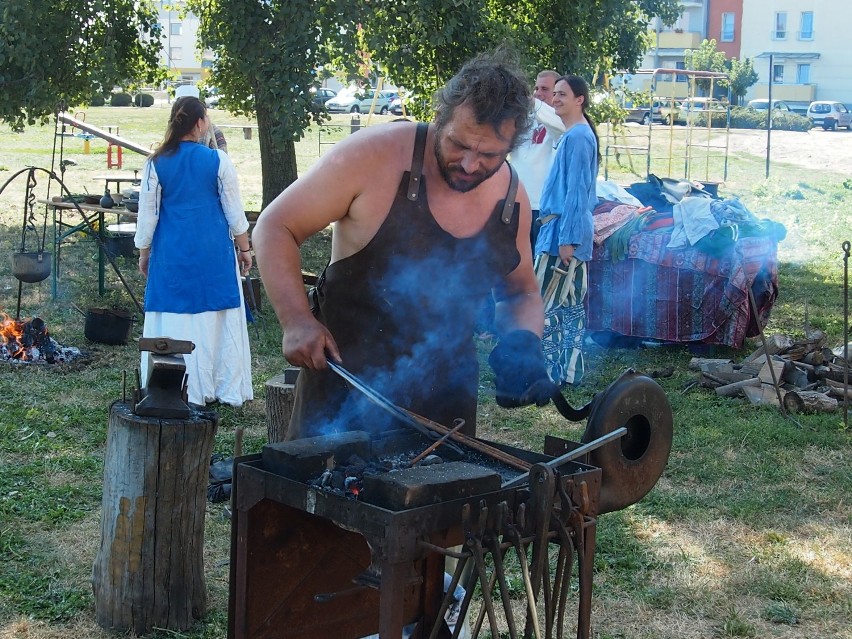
{"left": 747, "top": 99, "right": 791, "bottom": 112}
{"left": 325, "top": 88, "right": 392, "bottom": 114}
{"left": 807, "top": 101, "right": 852, "bottom": 130}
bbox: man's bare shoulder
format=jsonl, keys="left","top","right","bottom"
{"left": 319, "top": 119, "right": 421, "bottom": 173}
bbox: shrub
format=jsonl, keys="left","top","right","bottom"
{"left": 133, "top": 93, "right": 154, "bottom": 107}
{"left": 109, "top": 92, "right": 133, "bottom": 107}
{"left": 90, "top": 95, "right": 105, "bottom": 107}
{"left": 692, "top": 106, "right": 811, "bottom": 131}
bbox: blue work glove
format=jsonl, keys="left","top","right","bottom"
{"left": 488, "top": 330, "right": 558, "bottom": 408}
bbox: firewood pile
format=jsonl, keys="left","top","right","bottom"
{"left": 691, "top": 330, "right": 851, "bottom": 414}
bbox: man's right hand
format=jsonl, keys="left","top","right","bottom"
{"left": 282, "top": 317, "right": 342, "bottom": 369}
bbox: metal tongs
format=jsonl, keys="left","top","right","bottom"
{"left": 327, "top": 361, "right": 465, "bottom": 457}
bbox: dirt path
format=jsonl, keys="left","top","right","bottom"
{"left": 720, "top": 127, "right": 849, "bottom": 171}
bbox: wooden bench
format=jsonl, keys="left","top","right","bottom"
{"left": 217, "top": 124, "right": 257, "bottom": 140}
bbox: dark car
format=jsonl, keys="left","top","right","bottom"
{"left": 311, "top": 87, "right": 337, "bottom": 106}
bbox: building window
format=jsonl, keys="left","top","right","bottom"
{"left": 774, "top": 12, "right": 787, "bottom": 40}
{"left": 799, "top": 12, "right": 814, "bottom": 40}
{"left": 675, "top": 61, "right": 687, "bottom": 83}
{"left": 720, "top": 12, "right": 735, "bottom": 42}
{"left": 170, "top": 22, "right": 183, "bottom": 36}
{"left": 772, "top": 64, "right": 784, "bottom": 84}
{"left": 170, "top": 47, "right": 183, "bottom": 61}
{"left": 797, "top": 64, "right": 811, "bottom": 84}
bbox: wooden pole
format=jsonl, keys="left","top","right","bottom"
{"left": 92, "top": 402, "right": 217, "bottom": 635}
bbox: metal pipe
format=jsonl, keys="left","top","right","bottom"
{"left": 502, "top": 427, "right": 627, "bottom": 489}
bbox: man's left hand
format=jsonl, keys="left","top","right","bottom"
{"left": 488, "top": 330, "right": 559, "bottom": 408}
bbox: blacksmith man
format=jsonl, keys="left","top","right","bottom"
{"left": 254, "top": 50, "right": 558, "bottom": 439}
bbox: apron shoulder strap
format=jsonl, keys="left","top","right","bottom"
{"left": 500, "top": 162, "right": 519, "bottom": 224}
{"left": 407, "top": 122, "right": 429, "bottom": 201}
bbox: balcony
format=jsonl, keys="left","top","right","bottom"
{"left": 655, "top": 30, "right": 702, "bottom": 49}
{"left": 752, "top": 83, "right": 815, "bottom": 102}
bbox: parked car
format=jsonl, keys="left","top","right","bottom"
{"left": 807, "top": 100, "right": 852, "bottom": 130}
{"left": 747, "top": 99, "right": 791, "bottom": 112}
{"left": 673, "top": 97, "right": 728, "bottom": 125}
{"left": 624, "top": 98, "right": 668, "bottom": 125}
{"left": 311, "top": 87, "right": 337, "bottom": 107}
{"left": 326, "top": 87, "right": 391, "bottom": 114}
{"left": 657, "top": 99, "right": 682, "bottom": 125}
{"left": 204, "top": 87, "right": 220, "bottom": 108}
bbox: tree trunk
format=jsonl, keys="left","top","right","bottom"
{"left": 92, "top": 402, "right": 217, "bottom": 635}
{"left": 266, "top": 368, "right": 300, "bottom": 443}
{"left": 256, "top": 101, "right": 298, "bottom": 209}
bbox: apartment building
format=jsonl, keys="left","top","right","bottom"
{"left": 624, "top": 0, "right": 709, "bottom": 98}
{"left": 739, "top": 0, "right": 849, "bottom": 108}
{"left": 157, "top": 2, "right": 212, "bottom": 86}
{"left": 707, "top": 0, "right": 742, "bottom": 59}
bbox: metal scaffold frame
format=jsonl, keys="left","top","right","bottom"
{"left": 605, "top": 68, "right": 732, "bottom": 185}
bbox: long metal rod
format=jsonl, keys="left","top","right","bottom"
{"left": 327, "top": 361, "right": 533, "bottom": 470}
{"left": 843, "top": 241, "right": 850, "bottom": 430}
{"left": 501, "top": 427, "right": 627, "bottom": 489}
{"left": 327, "top": 361, "right": 441, "bottom": 439}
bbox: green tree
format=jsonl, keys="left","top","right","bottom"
{"left": 192, "top": 0, "right": 681, "bottom": 207}
{"left": 683, "top": 38, "right": 728, "bottom": 95}
{"left": 362, "top": 0, "right": 682, "bottom": 121}
{"left": 187, "top": 0, "right": 365, "bottom": 207}
{"left": 0, "top": 0, "right": 164, "bottom": 130}
{"left": 727, "top": 57, "right": 759, "bottom": 106}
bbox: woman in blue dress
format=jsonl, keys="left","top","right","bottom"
{"left": 534, "top": 75, "right": 600, "bottom": 386}
{"left": 135, "top": 96, "right": 254, "bottom": 406}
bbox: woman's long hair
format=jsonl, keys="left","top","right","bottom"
{"left": 559, "top": 75, "right": 601, "bottom": 165}
{"left": 150, "top": 96, "right": 206, "bottom": 161}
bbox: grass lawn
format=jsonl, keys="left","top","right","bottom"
{"left": 0, "top": 106, "right": 850, "bottom": 639}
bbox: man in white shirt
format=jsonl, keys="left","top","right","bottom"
{"left": 510, "top": 70, "right": 566, "bottom": 250}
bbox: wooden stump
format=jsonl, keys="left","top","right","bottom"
{"left": 266, "top": 368, "right": 300, "bottom": 443}
{"left": 92, "top": 402, "right": 218, "bottom": 635}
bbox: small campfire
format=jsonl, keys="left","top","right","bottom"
{"left": 0, "top": 313, "right": 81, "bottom": 364}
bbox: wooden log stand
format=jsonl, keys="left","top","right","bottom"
{"left": 92, "top": 402, "right": 218, "bottom": 635}
{"left": 265, "top": 367, "right": 300, "bottom": 443}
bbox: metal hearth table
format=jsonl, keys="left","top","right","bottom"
{"left": 228, "top": 430, "right": 603, "bottom": 639}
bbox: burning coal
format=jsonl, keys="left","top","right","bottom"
{"left": 0, "top": 313, "right": 81, "bottom": 364}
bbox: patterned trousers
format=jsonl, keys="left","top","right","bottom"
{"left": 534, "top": 253, "right": 588, "bottom": 385}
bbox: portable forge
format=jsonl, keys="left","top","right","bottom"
{"left": 228, "top": 370, "right": 673, "bottom": 639}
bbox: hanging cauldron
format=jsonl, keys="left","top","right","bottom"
{"left": 12, "top": 251, "right": 52, "bottom": 283}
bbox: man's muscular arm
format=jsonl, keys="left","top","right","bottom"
{"left": 253, "top": 126, "right": 404, "bottom": 368}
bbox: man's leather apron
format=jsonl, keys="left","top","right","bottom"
{"left": 288, "top": 123, "right": 520, "bottom": 439}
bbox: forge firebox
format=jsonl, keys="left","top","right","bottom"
{"left": 228, "top": 429, "right": 603, "bottom": 639}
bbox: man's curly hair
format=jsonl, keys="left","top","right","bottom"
{"left": 433, "top": 47, "right": 532, "bottom": 148}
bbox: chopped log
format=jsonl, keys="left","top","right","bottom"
{"left": 713, "top": 371, "right": 756, "bottom": 383}
{"left": 782, "top": 364, "right": 810, "bottom": 389}
{"left": 689, "top": 357, "right": 733, "bottom": 372}
{"left": 758, "top": 359, "right": 786, "bottom": 384}
{"left": 715, "top": 377, "right": 761, "bottom": 397}
{"left": 266, "top": 367, "right": 300, "bottom": 443}
{"left": 832, "top": 342, "right": 852, "bottom": 358}
{"left": 802, "top": 350, "right": 825, "bottom": 366}
{"left": 743, "top": 384, "right": 782, "bottom": 407}
{"left": 700, "top": 371, "right": 728, "bottom": 388}
{"left": 822, "top": 378, "right": 852, "bottom": 401}
{"left": 738, "top": 361, "right": 764, "bottom": 377}
{"left": 783, "top": 390, "right": 837, "bottom": 414}
{"left": 743, "top": 334, "right": 794, "bottom": 363}
{"left": 93, "top": 402, "right": 217, "bottom": 635}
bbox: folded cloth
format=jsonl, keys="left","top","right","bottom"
{"left": 594, "top": 204, "right": 639, "bottom": 245}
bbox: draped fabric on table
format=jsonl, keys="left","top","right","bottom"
{"left": 586, "top": 234, "right": 778, "bottom": 347}
{"left": 586, "top": 179, "right": 783, "bottom": 348}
